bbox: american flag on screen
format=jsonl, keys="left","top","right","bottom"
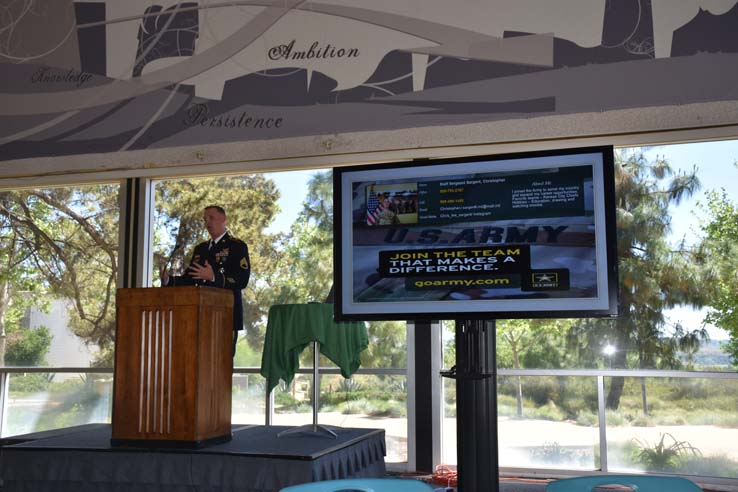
{"left": 366, "top": 190, "right": 382, "bottom": 225}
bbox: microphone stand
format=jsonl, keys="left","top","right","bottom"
{"left": 160, "top": 242, "right": 181, "bottom": 285}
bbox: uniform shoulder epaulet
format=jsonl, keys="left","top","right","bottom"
{"left": 228, "top": 235, "right": 245, "bottom": 244}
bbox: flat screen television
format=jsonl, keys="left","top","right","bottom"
{"left": 333, "top": 146, "right": 618, "bottom": 321}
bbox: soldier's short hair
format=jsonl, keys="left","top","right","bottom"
{"left": 204, "top": 205, "right": 226, "bottom": 217}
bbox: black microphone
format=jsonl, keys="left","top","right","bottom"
{"left": 166, "top": 242, "right": 181, "bottom": 270}
{"left": 160, "top": 242, "right": 181, "bottom": 285}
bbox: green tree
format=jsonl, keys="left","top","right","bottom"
{"left": 497, "top": 319, "right": 568, "bottom": 416}
{"left": 1, "top": 193, "right": 48, "bottom": 366}
{"left": 5, "top": 325, "right": 52, "bottom": 366}
{"left": 360, "top": 320, "right": 407, "bottom": 369}
{"left": 268, "top": 170, "right": 334, "bottom": 305}
{"left": 0, "top": 187, "right": 117, "bottom": 366}
{"left": 567, "top": 150, "right": 709, "bottom": 410}
{"left": 699, "top": 184, "right": 738, "bottom": 367}
{"left": 300, "top": 170, "right": 333, "bottom": 232}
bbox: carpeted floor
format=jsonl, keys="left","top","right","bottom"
{"left": 499, "top": 481, "right": 548, "bottom": 491}
{"left": 430, "top": 480, "right": 719, "bottom": 492}
{"left": 415, "top": 479, "right": 549, "bottom": 491}
{"left": 444, "top": 481, "right": 546, "bottom": 491}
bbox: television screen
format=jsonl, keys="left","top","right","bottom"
{"left": 334, "top": 146, "right": 618, "bottom": 321}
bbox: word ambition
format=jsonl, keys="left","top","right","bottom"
{"left": 268, "top": 40, "right": 360, "bottom": 61}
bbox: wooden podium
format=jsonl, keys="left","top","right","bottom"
{"left": 111, "top": 286, "right": 233, "bottom": 447}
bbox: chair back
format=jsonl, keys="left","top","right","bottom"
{"left": 280, "top": 478, "right": 433, "bottom": 492}
{"left": 546, "top": 474, "right": 702, "bottom": 492}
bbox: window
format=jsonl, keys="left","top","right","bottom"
{"left": 0, "top": 184, "right": 119, "bottom": 436}
{"left": 152, "top": 170, "right": 410, "bottom": 462}
{"left": 441, "top": 141, "right": 738, "bottom": 481}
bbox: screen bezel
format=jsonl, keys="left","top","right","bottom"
{"left": 333, "top": 145, "right": 619, "bottom": 321}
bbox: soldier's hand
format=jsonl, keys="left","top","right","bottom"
{"left": 188, "top": 260, "right": 215, "bottom": 282}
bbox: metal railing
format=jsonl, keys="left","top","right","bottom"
{"left": 0, "top": 365, "right": 405, "bottom": 437}
{"left": 2, "top": 366, "right": 737, "bottom": 488}
{"left": 493, "top": 368, "right": 738, "bottom": 490}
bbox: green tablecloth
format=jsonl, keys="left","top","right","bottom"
{"left": 260, "top": 303, "right": 368, "bottom": 393}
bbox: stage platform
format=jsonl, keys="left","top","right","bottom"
{"left": 0, "top": 423, "right": 386, "bottom": 492}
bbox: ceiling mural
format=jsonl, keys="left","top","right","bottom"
{"left": 1, "top": 0, "right": 737, "bottom": 162}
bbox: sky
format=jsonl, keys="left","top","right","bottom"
{"left": 644, "top": 139, "right": 738, "bottom": 247}
{"left": 264, "top": 169, "right": 322, "bottom": 234}
{"left": 265, "top": 139, "right": 738, "bottom": 340}
{"left": 643, "top": 139, "right": 738, "bottom": 340}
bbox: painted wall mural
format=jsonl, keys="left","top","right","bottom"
{"left": 1, "top": 0, "right": 738, "bottom": 163}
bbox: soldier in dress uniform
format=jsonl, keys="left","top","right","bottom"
{"left": 161, "top": 205, "right": 250, "bottom": 356}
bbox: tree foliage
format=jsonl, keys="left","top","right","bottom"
{"left": 699, "top": 182, "right": 738, "bottom": 367}
{"left": 268, "top": 170, "right": 334, "bottom": 305}
{"left": 497, "top": 318, "right": 569, "bottom": 416}
{"left": 0, "top": 170, "right": 403, "bottom": 372}
{"left": 0, "top": 186, "right": 118, "bottom": 366}
{"left": 566, "top": 150, "right": 709, "bottom": 409}
{"left": 5, "top": 325, "right": 51, "bottom": 366}
{"left": 497, "top": 319, "right": 570, "bottom": 370}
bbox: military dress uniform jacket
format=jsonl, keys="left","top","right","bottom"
{"left": 168, "top": 232, "right": 250, "bottom": 332}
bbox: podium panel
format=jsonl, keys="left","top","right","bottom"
{"left": 112, "top": 287, "right": 233, "bottom": 447}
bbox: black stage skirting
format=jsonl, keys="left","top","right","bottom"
{"left": 0, "top": 424, "right": 386, "bottom": 492}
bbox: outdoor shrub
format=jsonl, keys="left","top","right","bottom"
{"left": 687, "top": 409, "right": 738, "bottom": 427}
{"left": 632, "top": 433, "right": 702, "bottom": 472}
{"left": 497, "top": 394, "right": 518, "bottom": 408}
{"left": 655, "top": 413, "right": 688, "bottom": 426}
{"left": 497, "top": 377, "right": 517, "bottom": 397}
{"left": 564, "top": 398, "right": 594, "bottom": 420}
{"left": 531, "top": 441, "right": 589, "bottom": 467}
{"left": 365, "top": 399, "right": 406, "bottom": 418}
{"left": 275, "top": 392, "right": 301, "bottom": 411}
{"left": 294, "top": 403, "right": 312, "bottom": 413}
{"left": 497, "top": 403, "right": 517, "bottom": 418}
{"left": 631, "top": 414, "right": 655, "bottom": 427}
{"left": 679, "top": 453, "right": 738, "bottom": 477}
{"left": 525, "top": 378, "right": 560, "bottom": 406}
{"left": 646, "top": 398, "right": 665, "bottom": 411}
{"left": 27, "top": 382, "right": 107, "bottom": 432}
{"left": 606, "top": 440, "right": 642, "bottom": 470}
{"left": 666, "top": 379, "right": 713, "bottom": 401}
{"left": 10, "top": 373, "right": 53, "bottom": 393}
{"left": 321, "top": 390, "right": 355, "bottom": 406}
{"left": 528, "top": 400, "right": 567, "bottom": 421}
{"left": 575, "top": 409, "right": 598, "bottom": 427}
{"left": 605, "top": 411, "right": 627, "bottom": 426}
{"left": 339, "top": 398, "right": 373, "bottom": 415}
{"left": 337, "top": 378, "right": 362, "bottom": 393}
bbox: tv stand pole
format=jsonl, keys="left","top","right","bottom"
{"left": 441, "top": 319, "right": 499, "bottom": 492}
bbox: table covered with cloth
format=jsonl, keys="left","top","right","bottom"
{"left": 260, "top": 303, "right": 368, "bottom": 392}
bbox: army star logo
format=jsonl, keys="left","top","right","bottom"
{"left": 532, "top": 273, "right": 557, "bottom": 283}
{"left": 530, "top": 272, "right": 559, "bottom": 288}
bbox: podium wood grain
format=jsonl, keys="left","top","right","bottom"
{"left": 112, "top": 287, "right": 233, "bottom": 446}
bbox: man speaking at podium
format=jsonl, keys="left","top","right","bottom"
{"left": 161, "top": 205, "right": 250, "bottom": 356}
